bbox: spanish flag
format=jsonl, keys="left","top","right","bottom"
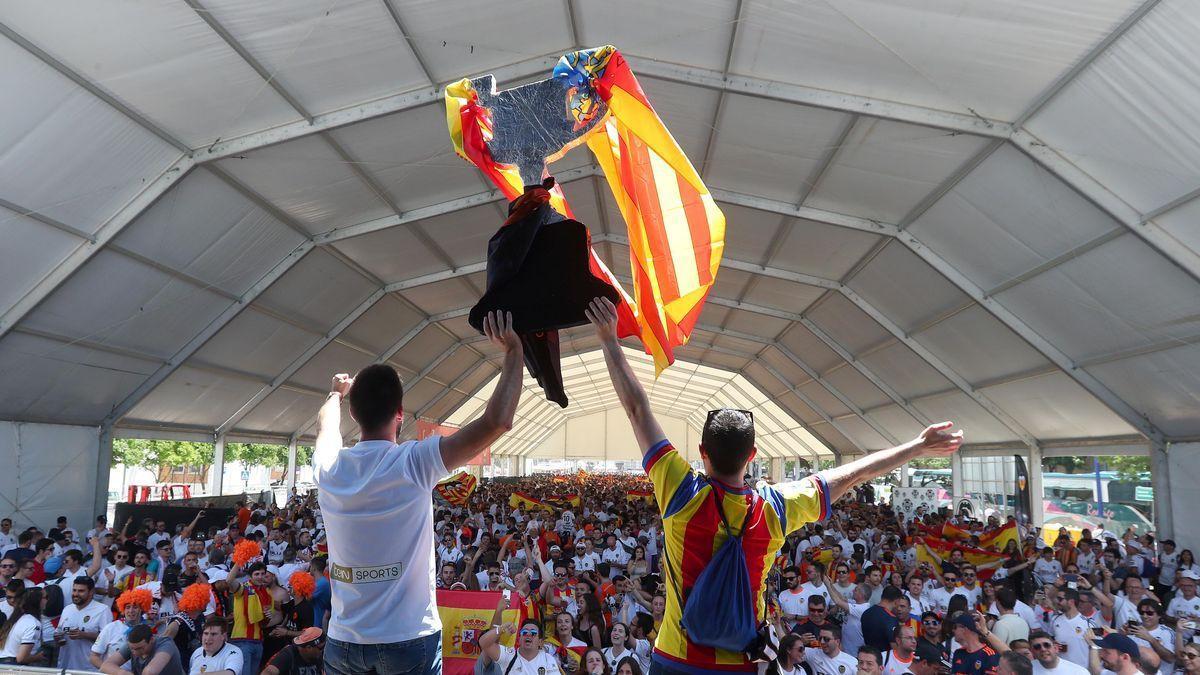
{"left": 435, "top": 471, "right": 478, "bottom": 507}
{"left": 447, "top": 45, "right": 725, "bottom": 375}
{"left": 509, "top": 491, "right": 545, "bottom": 511}
{"left": 437, "top": 590, "right": 521, "bottom": 675}
{"left": 546, "top": 494, "right": 581, "bottom": 508}
{"left": 916, "top": 537, "right": 1007, "bottom": 581}
{"left": 941, "top": 522, "right": 971, "bottom": 541}
{"left": 545, "top": 636, "right": 587, "bottom": 670}
{"left": 627, "top": 488, "right": 654, "bottom": 503}
{"left": 978, "top": 521, "right": 1019, "bottom": 552}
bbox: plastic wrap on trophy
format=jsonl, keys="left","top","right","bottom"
{"left": 465, "top": 74, "right": 620, "bottom": 408}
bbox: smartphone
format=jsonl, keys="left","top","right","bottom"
{"left": 1068, "top": 582, "right": 1078, "bottom": 590}
{"left": 1064, "top": 574, "right": 1079, "bottom": 583}
{"left": 1182, "top": 621, "right": 1197, "bottom": 631}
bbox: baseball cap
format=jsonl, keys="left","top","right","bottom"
{"left": 550, "top": 545, "right": 562, "bottom": 553}
{"left": 1095, "top": 633, "right": 1139, "bottom": 658}
{"left": 1163, "top": 539, "right": 1176, "bottom": 547}
{"left": 951, "top": 613, "right": 981, "bottom": 634}
{"left": 1180, "top": 570, "right": 1200, "bottom": 581}
{"left": 294, "top": 627, "right": 324, "bottom": 646}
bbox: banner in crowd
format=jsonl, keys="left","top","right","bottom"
{"left": 915, "top": 537, "right": 1007, "bottom": 580}
{"left": 509, "top": 491, "right": 545, "bottom": 510}
{"left": 891, "top": 487, "right": 940, "bottom": 523}
{"left": 978, "top": 521, "right": 1018, "bottom": 551}
{"left": 418, "top": 419, "right": 490, "bottom": 466}
{"left": 437, "top": 590, "right": 522, "bottom": 675}
{"left": 435, "top": 471, "right": 478, "bottom": 507}
{"left": 941, "top": 522, "right": 971, "bottom": 542}
{"left": 627, "top": 488, "right": 654, "bottom": 503}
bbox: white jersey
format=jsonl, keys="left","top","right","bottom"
{"left": 189, "top": 642, "right": 243, "bottom": 675}
{"left": 1051, "top": 613, "right": 1093, "bottom": 668}
{"left": 1034, "top": 559, "right": 1063, "bottom": 586}
{"left": 92, "top": 620, "right": 134, "bottom": 661}
{"left": 267, "top": 540, "right": 289, "bottom": 565}
{"left": 1128, "top": 624, "right": 1174, "bottom": 675}
{"left": 1167, "top": 594, "right": 1200, "bottom": 620}
{"left": 314, "top": 436, "right": 448, "bottom": 645}
{"left": 1032, "top": 658, "right": 1091, "bottom": 675}
{"left": 57, "top": 599, "right": 113, "bottom": 670}
{"left": 804, "top": 647, "right": 859, "bottom": 675}
{"left": 882, "top": 649, "right": 914, "bottom": 675}
{"left": 491, "top": 645, "right": 562, "bottom": 675}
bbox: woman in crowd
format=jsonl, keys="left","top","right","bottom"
{"left": 584, "top": 647, "right": 612, "bottom": 675}
{"left": 615, "top": 656, "right": 643, "bottom": 675}
{"left": 576, "top": 589, "right": 606, "bottom": 648}
{"left": 0, "top": 588, "right": 47, "bottom": 665}
{"left": 548, "top": 612, "right": 588, "bottom": 671}
{"left": 602, "top": 622, "right": 650, "bottom": 674}
{"left": 628, "top": 547, "right": 649, "bottom": 579}
{"left": 761, "top": 633, "right": 804, "bottom": 675}
{"left": 1176, "top": 638, "right": 1200, "bottom": 675}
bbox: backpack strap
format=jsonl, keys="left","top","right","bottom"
{"left": 503, "top": 652, "right": 521, "bottom": 675}
{"left": 709, "top": 480, "right": 758, "bottom": 540}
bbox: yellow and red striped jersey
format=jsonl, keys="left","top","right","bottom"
{"left": 229, "top": 585, "right": 267, "bottom": 641}
{"left": 644, "top": 440, "right": 830, "bottom": 674}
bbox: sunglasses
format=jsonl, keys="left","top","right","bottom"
{"left": 519, "top": 629, "right": 539, "bottom": 636}
{"left": 818, "top": 636, "right": 833, "bottom": 643}
{"left": 1139, "top": 610, "right": 1157, "bottom": 616}
{"left": 923, "top": 619, "right": 940, "bottom": 625}
{"left": 1183, "top": 653, "right": 1200, "bottom": 661}
{"left": 1031, "top": 643, "right": 1055, "bottom": 651}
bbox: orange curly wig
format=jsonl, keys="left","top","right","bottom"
{"left": 117, "top": 588, "right": 154, "bottom": 614}
{"left": 178, "top": 583, "right": 211, "bottom": 614}
{"left": 289, "top": 571, "right": 316, "bottom": 599}
{"left": 232, "top": 539, "right": 262, "bottom": 566}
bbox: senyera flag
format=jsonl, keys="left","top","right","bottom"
{"left": 509, "top": 491, "right": 545, "bottom": 511}
{"left": 915, "top": 537, "right": 1007, "bottom": 581}
{"left": 437, "top": 589, "right": 522, "bottom": 675}
{"left": 435, "top": 471, "right": 478, "bottom": 507}
{"left": 446, "top": 45, "right": 725, "bottom": 375}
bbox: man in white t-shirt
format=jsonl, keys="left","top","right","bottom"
{"left": 57, "top": 576, "right": 113, "bottom": 671}
{"left": 313, "top": 311, "right": 521, "bottom": 675}
{"left": 882, "top": 625, "right": 917, "bottom": 675}
{"left": 1168, "top": 571, "right": 1200, "bottom": 621}
{"left": 1029, "top": 630, "right": 1089, "bottom": 675}
{"left": 0, "top": 519, "right": 16, "bottom": 553}
{"left": 1033, "top": 548, "right": 1063, "bottom": 588}
{"left": 778, "top": 567, "right": 808, "bottom": 628}
{"left": 1049, "top": 589, "right": 1092, "bottom": 668}
{"left": 189, "top": 618, "right": 243, "bottom": 675}
{"left": 477, "top": 620, "right": 560, "bottom": 675}
{"left": 1126, "top": 599, "right": 1174, "bottom": 675}
{"left": 803, "top": 625, "right": 859, "bottom": 675}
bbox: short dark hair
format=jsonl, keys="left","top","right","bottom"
{"left": 881, "top": 586, "right": 904, "bottom": 602}
{"left": 700, "top": 409, "right": 755, "bottom": 476}
{"left": 34, "top": 538, "right": 53, "bottom": 553}
{"left": 348, "top": 364, "right": 403, "bottom": 433}
{"left": 858, "top": 646, "right": 882, "bottom": 665}
{"left": 520, "top": 618, "right": 542, "bottom": 636}
{"left": 128, "top": 624, "right": 154, "bottom": 644}
{"left": 997, "top": 588, "right": 1017, "bottom": 611}
{"left": 204, "top": 616, "right": 229, "bottom": 634}
{"left": 819, "top": 624, "right": 842, "bottom": 641}
{"left": 1000, "top": 652, "right": 1032, "bottom": 675}
{"left": 73, "top": 576, "right": 96, "bottom": 590}
{"left": 63, "top": 550, "right": 84, "bottom": 564}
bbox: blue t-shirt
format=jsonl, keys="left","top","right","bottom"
{"left": 311, "top": 575, "right": 331, "bottom": 626}
{"left": 861, "top": 605, "right": 899, "bottom": 652}
{"left": 951, "top": 646, "right": 999, "bottom": 675}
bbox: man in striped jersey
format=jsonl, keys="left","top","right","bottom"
{"left": 584, "top": 297, "right": 964, "bottom": 675}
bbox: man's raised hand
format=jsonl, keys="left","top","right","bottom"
{"left": 916, "top": 421, "right": 963, "bottom": 456}
{"left": 483, "top": 310, "right": 520, "bottom": 354}
{"left": 585, "top": 297, "right": 618, "bottom": 343}
{"left": 330, "top": 373, "right": 353, "bottom": 398}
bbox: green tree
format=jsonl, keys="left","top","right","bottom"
{"left": 1105, "top": 455, "right": 1150, "bottom": 481}
{"left": 908, "top": 457, "right": 951, "bottom": 469}
{"left": 112, "top": 438, "right": 213, "bottom": 469}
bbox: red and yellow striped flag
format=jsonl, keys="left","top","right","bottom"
{"left": 916, "top": 537, "right": 1007, "bottom": 581}
{"left": 434, "top": 471, "right": 478, "bottom": 507}
{"left": 446, "top": 45, "right": 725, "bottom": 374}
{"left": 978, "top": 521, "right": 1018, "bottom": 552}
{"left": 941, "top": 522, "right": 971, "bottom": 541}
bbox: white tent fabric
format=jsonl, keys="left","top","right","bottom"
{"left": 1, "top": 0, "right": 1197, "bottom": 462}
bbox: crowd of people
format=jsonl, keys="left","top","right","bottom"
{"left": 0, "top": 300, "right": 1182, "bottom": 675}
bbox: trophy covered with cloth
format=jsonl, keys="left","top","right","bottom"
{"left": 447, "top": 46, "right": 727, "bottom": 409}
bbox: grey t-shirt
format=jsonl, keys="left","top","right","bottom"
{"left": 120, "top": 636, "right": 185, "bottom": 675}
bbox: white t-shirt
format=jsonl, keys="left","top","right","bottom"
{"left": 1128, "top": 624, "right": 1174, "bottom": 675}
{"left": 92, "top": 620, "right": 134, "bottom": 661}
{"left": 267, "top": 540, "right": 289, "bottom": 565}
{"left": 97, "top": 565, "right": 134, "bottom": 607}
{"left": 882, "top": 649, "right": 914, "bottom": 675}
{"left": 840, "top": 602, "right": 871, "bottom": 662}
{"left": 1034, "top": 559, "right": 1063, "bottom": 586}
{"left": 1051, "top": 613, "right": 1092, "bottom": 668}
{"left": 951, "top": 584, "right": 982, "bottom": 608}
{"left": 1075, "top": 552, "right": 1097, "bottom": 576}
{"left": 1032, "top": 658, "right": 1091, "bottom": 675}
{"left": 0, "top": 613, "right": 42, "bottom": 659}
{"left": 798, "top": 582, "right": 833, "bottom": 614}
{"left": 1167, "top": 594, "right": 1200, "bottom": 620}
{"left": 492, "top": 645, "right": 562, "bottom": 675}
{"left": 147, "top": 532, "right": 171, "bottom": 550}
{"left": 603, "top": 640, "right": 652, "bottom": 671}
{"left": 804, "top": 647, "right": 859, "bottom": 675}
{"left": 314, "top": 436, "right": 447, "bottom": 644}
{"left": 0, "top": 532, "right": 17, "bottom": 551}
{"left": 189, "top": 641, "right": 244, "bottom": 675}
{"left": 57, "top": 599, "right": 113, "bottom": 670}
{"left": 779, "top": 588, "right": 809, "bottom": 623}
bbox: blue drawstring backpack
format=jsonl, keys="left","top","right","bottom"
{"left": 679, "top": 485, "right": 759, "bottom": 652}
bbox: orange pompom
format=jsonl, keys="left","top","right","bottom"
{"left": 232, "top": 539, "right": 262, "bottom": 567}
{"left": 289, "top": 571, "right": 316, "bottom": 599}
{"left": 117, "top": 588, "right": 154, "bottom": 614}
{"left": 178, "top": 583, "right": 211, "bottom": 614}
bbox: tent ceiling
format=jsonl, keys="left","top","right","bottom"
{"left": 1, "top": 1, "right": 1196, "bottom": 455}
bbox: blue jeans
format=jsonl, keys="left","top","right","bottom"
{"left": 232, "top": 639, "right": 264, "bottom": 675}
{"left": 325, "top": 632, "right": 442, "bottom": 675}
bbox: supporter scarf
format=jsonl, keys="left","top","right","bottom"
{"left": 545, "top": 635, "right": 586, "bottom": 670}
{"left": 446, "top": 45, "right": 725, "bottom": 374}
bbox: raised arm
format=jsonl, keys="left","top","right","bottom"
{"left": 585, "top": 298, "right": 665, "bottom": 452}
{"left": 819, "top": 422, "right": 963, "bottom": 503}
{"left": 441, "top": 311, "right": 523, "bottom": 470}
{"left": 313, "top": 374, "right": 353, "bottom": 473}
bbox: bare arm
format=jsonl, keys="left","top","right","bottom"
{"left": 101, "top": 650, "right": 133, "bottom": 675}
{"left": 441, "top": 311, "right": 523, "bottom": 470}
{"left": 140, "top": 650, "right": 173, "bottom": 675}
{"left": 819, "top": 422, "right": 963, "bottom": 503}
{"left": 585, "top": 298, "right": 665, "bottom": 452}
{"left": 313, "top": 375, "right": 353, "bottom": 473}
{"left": 180, "top": 510, "right": 203, "bottom": 540}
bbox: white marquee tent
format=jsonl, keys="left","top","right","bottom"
{"left": 1, "top": 0, "right": 1199, "bottom": 535}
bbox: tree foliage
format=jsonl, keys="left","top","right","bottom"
{"left": 1043, "top": 455, "right": 1149, "bottom": 480}
{"left": 908, "top": 457, "right": 951, "bottom": 469}
{"left": 113, "top": 439, "right": 312, "bottom": 469}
